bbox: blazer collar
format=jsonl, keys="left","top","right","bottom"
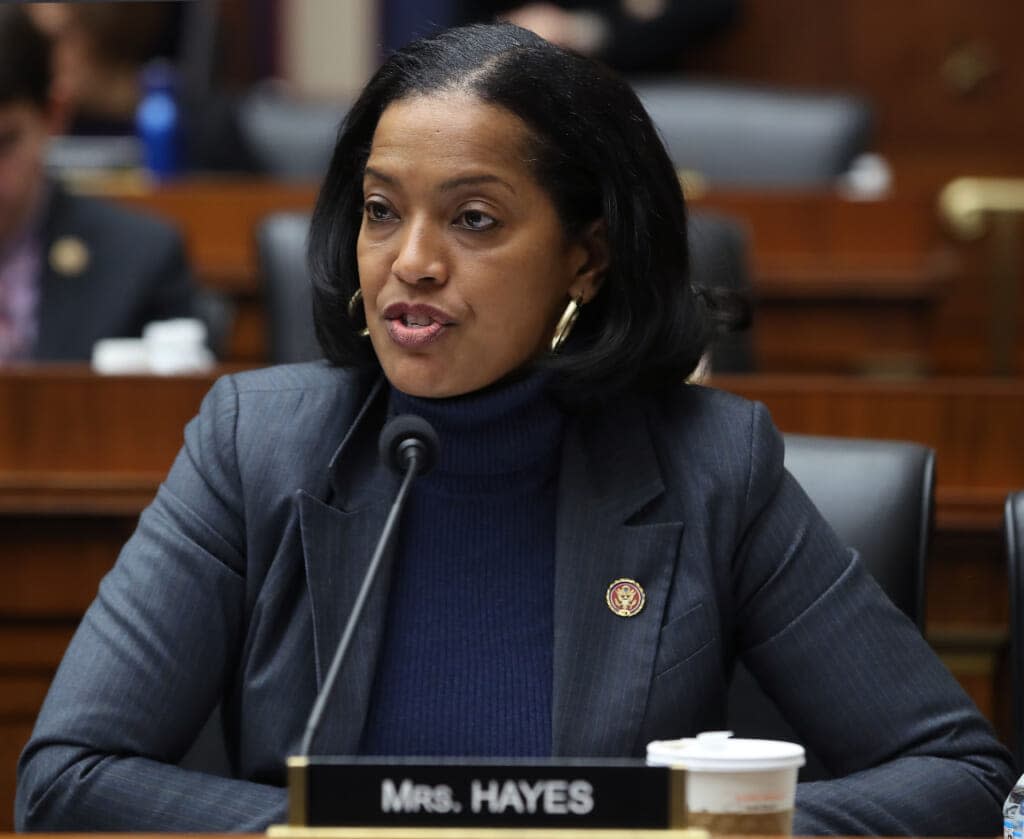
{"left": 327, "top": 375, "right": 395, "bottom": 511}
{"left": 298, "top": 380, "right": 680, "bottom": 757}
{"left": 552, "top": 395, "right": 683, "bottom": 756}
{"left": 297, "top": 374, "right": 399, "bottom": 754}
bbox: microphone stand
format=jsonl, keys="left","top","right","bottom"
{"left": 297, "top": 429, "right": 432, "bottom": 757}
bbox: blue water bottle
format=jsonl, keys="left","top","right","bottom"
{"left": 136, "top": 59, "right": 182, "bottom": 178}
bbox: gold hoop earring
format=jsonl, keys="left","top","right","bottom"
{"left": 347, "top": 289, "right": 370, "bottom": 337}
{"left": 550, "top": 293, "right": 584, "bottom": 353}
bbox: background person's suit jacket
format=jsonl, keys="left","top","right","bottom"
{"left": 16, "top": 363, "right": 1015, "bottom": 834}
{"left": 31, "top": 182, "right": 196, "bottom": 361}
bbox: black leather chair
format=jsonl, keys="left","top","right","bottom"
{"left": 632, "top": 80, "right": 874, "bottom": 189}
{"left": 257, "top": 210, "right": 756, "bottom": 370}
{"left": 179, "top": 705, "right": 232, "bottom": 775}
{"left": 233, "top": 83, "right": 871, "bottom": 191}
{"left": 687, "top": 211, "right": 754, "bottom": 373}
{"left": 237, "top": 85, "right": 346, "bottom": 180}
{"left": 727, "top": 434, "right": 935, "bottom": 780}
{"left": 1006, "top": 491, "right": 1024, "bottom": 771}
{"left": 258, "top": 211, "right": 323, "bottom": 363}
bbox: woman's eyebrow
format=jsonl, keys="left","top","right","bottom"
{"left": 439, "top": 174, "right": 517, "bottom": 195}
{"left": 363, "top": 165, "right": 395, "bottom": 185}
{"left": 363, "top": 167, "right": 517, "bottom": 196}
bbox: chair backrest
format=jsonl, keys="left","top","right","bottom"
{"left": 232, "top": 82, "right": 871, "bottom": 189}
{"left": 237, "top": 87, "right": 346, "bottom": 180}
{"left": 1006, "top": 491, "right": 1024, "bottom": 771}
{"left": 687, "top": 211, "right": 754, "bottom": 373}
{"left": 782, "top": 434, "right": 933, "bottom": 625}
{"left": 632, "top": 80, "right": 873, "bottom": 188}
{"left": 178, "top": 705, "right": 232, "bottom": 775}
{"left": 258, "top": 211, "right": 322, "bottom": 364}
{"left": 727, "top": 433, "right": 935, "bottom": 780}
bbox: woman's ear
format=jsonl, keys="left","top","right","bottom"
{"left": 569, "top": 218, "right": 609, "bottom": 303}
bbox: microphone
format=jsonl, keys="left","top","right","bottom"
{"left": 378, "top": 414, "right": 440, "bottom": 477}
{"left": 298, "top": 414, "right": 440, "bottom": 756}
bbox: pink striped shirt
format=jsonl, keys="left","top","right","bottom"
{"left": 0, "top": 221, "right": 41, "bottom": 362}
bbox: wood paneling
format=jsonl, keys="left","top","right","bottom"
{"left": 692, "top": 192, "right": 955, "bottom": 375}
{"left": 714, "top": 374, "right": 1024, "bottom": 530}
{"left": 683, "top": 2, "right": 1024, "bottom": 383}
{"left": 686, "top": 0, "right": 1024, "bottom": 169}
{"left": 112, "top": 179, "right": 317, "bottom": 294}
{"left": 0, "top": 367, "right": 217, "bottom": 830}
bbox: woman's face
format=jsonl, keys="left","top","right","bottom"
{"left": 356, "top": 92, "right": 604, "bottom": 399}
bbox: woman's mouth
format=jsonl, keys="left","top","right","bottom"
{"left": 382, "top": 303, "right": 455, "bottom": 348}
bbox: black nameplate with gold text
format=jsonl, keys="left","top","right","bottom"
{"left": 287, "top": 757, "right": 685, "bottom": 828}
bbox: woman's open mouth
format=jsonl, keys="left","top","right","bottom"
{"left": 382, "top": 303, "right": 455, "bottom": 348}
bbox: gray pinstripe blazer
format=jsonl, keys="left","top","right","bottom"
{"left": 16, "top": 363, "right": 1014, "bottom": 833}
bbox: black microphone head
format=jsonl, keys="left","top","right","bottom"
{"left": 378, "top": 414, "right": 440, "bottom": 476}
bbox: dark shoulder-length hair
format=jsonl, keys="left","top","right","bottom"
{"left": 309, "top": 22, "right": 722, "bottom": 404}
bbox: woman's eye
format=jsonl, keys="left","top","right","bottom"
{"left": 457, "top": 209, "right": 498, "bottom": 231}
{"left": 364, "top": 200, "right": 394, "bottom": 222}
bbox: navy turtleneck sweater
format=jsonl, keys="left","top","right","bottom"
{"left": 359, "top": 373, "right": 565, "bottom": 757}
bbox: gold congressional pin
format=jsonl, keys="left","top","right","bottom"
{"left": 606, "top": 578, "right": 645, "bottom": 617}
{"left": 49, "top": 236, "right": 90, "bottom": 277}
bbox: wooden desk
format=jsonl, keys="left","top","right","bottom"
{"left": 0, "top": 365, "right": 215, "bottom": 511}
{"left": 0, "top": 367, "right": 1019, "bottom": 829}
{"left": 0, "top": 366, "right": 217, "bottom": 830}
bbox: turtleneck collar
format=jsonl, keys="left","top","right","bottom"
{"left": 387, "top": 370, "right": 565, "bottom": 490}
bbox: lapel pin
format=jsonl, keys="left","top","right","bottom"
{"left": 606, "top": 578, "right": 645, "bottom": 617}
{"left": 49, "top": 236, "right": 90, "bottom": 277}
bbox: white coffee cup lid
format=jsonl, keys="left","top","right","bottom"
{"left": 646, "top": 730, "right": 805, "bottom": 772}
{"left": 143, "top": 317, "right": 208, "bottom": 344}
{"left": 91, "top": 338, "right": 150, "bottom": 374}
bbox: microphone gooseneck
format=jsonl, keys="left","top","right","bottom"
{"left": 298, "top": 414, "right": 440, "bottom": 757}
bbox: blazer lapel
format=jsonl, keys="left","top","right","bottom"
{"left": 297, "top": 378, "right": 400, "bottom": 754}
{"left": 33, "top": 186, "right": 85, "bottom": 359}
{"left": 552, "top": 399, "right": 684, "bottom": 757}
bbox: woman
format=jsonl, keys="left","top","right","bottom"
{"left": 16, "top": 23, "right": 1014, "bottom": 834}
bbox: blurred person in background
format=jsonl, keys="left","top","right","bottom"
{"left": 0, "top": 6, "right": 197, "bottom": 363}
{"left": 26, "top": 2, "right": 175, "bottom": 137}
{"left": 458, "top": 0, "right": 740, "bottom": 72}
{"left": 27, "top": 1, "right": 255, "bottom": 172}
{"left": 384, "top": 0, "right": 740, "bottom": 72}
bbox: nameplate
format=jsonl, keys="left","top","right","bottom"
{"left": 284, "top": 756, "right": 685, "bottom": 829}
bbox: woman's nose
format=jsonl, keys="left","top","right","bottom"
{"left": 391, "top": 221, "right": 448, "bottom": 286}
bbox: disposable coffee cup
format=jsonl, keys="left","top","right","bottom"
{"left": 143, "top": 318, "right": 213, "bottom": 374}
{"left": 91, "top": 338, "right": 150, "bottom": 374}
{"left": 647, "top": 731, "right": 805, "bottom": 835}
